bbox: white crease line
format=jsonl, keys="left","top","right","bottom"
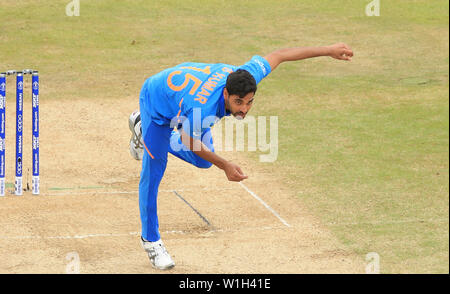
{"left": 239, "top": 182, "right": 291, "bottom": 228}
{"left": 39, "top": 187, "right": 238, "bottom": 197}
{"left": 42, "top": 191, "right": 139, "bottom": 196}
{"left": 0, "top": 226, "right": 288, "bottom": 240}
{"left": 328, "top": 218, "right": 449, "bottom": 226}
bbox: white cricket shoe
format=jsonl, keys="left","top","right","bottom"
{"left": 129, "top": 110, "right": 144, "bottom": 160}
{"left": 141, "top": 237, "right": 175, "bottom": 270}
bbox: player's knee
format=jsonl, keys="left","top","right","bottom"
{"left": 196, "top": 159, "right": 213, "bottom": 169}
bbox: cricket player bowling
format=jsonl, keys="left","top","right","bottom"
{"left": 129, "top": 43, "right": 353, "bottom": 270}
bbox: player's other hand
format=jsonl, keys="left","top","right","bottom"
{"left": 223, "top": 162, "right": 248, "bottom": 182}
{"left": 327, "top": 43, "right": 353, "bottom": 61}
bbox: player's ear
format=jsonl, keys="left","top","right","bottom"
{"left": 223, "top": 88, "right": 229, "bottom": 100}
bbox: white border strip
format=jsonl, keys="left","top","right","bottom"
{"left": 0, "top": 226, "right": 288, "bottom": 240}
{"left": 328, "top": 218, "right": 449, "bottom": 226}
{"left": 239, "top": 182, "right": 291, "bottom": 228}
{"left": 39, "top": 187, "right": 239, "bottom": 197}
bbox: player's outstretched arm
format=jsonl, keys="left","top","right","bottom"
{"left": 264, "top": 43, "right": 353, "bottom": 71}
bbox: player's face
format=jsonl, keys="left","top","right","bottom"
{"left": 224, "top": 90, "right": 255, "bottom": 120}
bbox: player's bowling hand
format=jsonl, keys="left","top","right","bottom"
{"left": 327, "top": 43, "right": 353, "bottom": 61}
{"left": 223, "top": 162, "right": 248, "bottom": 182}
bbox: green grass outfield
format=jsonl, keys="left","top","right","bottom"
{"left": 1, "top": 0, "right": 448, "bottom": 273}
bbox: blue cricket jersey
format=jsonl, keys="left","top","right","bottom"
{"left": 140, "top": 55, "right": 271, "bottom": 138}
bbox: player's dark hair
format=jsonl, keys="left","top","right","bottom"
{"left": 225, "top": 69, "right": 257, "bottom": 98}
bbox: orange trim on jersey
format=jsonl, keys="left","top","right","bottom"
{"left": 143, "top": 142, "right": 155, "bottom": 159}
{"left": 175, "top": 98, "right": 184, "bottom": 123}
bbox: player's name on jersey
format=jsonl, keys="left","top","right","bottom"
{"left": 193, "top": 67, "right": 233, "bottom": 104}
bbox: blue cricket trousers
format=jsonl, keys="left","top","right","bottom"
{"left": 139, "top": 92, "right": 214, "bottom": 242}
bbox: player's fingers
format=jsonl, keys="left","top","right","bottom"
{"left": 344, "top": 49, "right": 353, "bottom": 57}
{"left": 232, "top": 176, "right": 247, "bottom": 182}
{"left": 342, "top": 43, "right": 352, "bottom": 51}
{"left": 236, "top": 166, "right": 245, "bottom": 175}
{"left": 233, "top": 170, "right": 248, "bottom": 181}
{"left": 338, "top": 52, "right": 352, "bottom": 61}
{"left": 234, "top": 166, "right": 246, "bottom": 178}
{"left": 236, "top": 175, "right": 248, "bottom": 181}
{"left": 228, "top": 171, "right": 238, "bottom": 181}
{"left": 236, "top": 172, "right": 248, "bottom": 180}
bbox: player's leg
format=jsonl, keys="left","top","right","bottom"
{"left": 168, "top": 128, "right": 214, "bottom": 169}
{"left": 137, "top": 88, "right": 175, "bottom": 270}
{"left": 138, "top": 118, "right": 175, "bottom": 270}
{"left": 128, "top": 106, "right": 214, "bottom": 170}
{"left": 138, "top": 109, "right": 172, "bottom": 240}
